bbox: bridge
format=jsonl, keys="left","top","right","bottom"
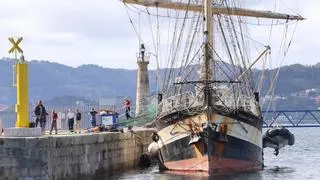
{"left": 262, "top": 110, "right": 320, "bottom": 128}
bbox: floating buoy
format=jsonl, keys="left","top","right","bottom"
{"left": 148, "top": 141, "right": 159, "bottom": 157}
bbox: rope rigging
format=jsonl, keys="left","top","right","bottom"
{"left": 123, "top": 0, "right": 302, "bottom": 118}
{"left": 120, "top": 0, "right": 305, "bottom": 172}
{"left": 164, "top": 0, "right": 192, "bottom": 93}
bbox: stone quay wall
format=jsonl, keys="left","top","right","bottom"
{"left": 0, "top": 129, "right": 154, "bottom": 180}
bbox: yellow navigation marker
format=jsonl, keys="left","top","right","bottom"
{"left": 8, "top": 37, "right": 29, "bottom": 128}
{"left": 8, "top": 37, "right": 23, "bottom": 54}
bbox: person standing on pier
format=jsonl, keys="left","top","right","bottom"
{"left": 50, "top": 110, "right": 58, "bottom": 135}
{"left": 75, "top": 109, "right": 82, "bottom": 133}
{"left": 33, "top": 100, "right": 48, "bottom": 134}
{"left": 124, "top": 97, "right": 132, "bottom": 120}
{"left": 67, "top": 109, "right": 75, "bottom": 133}
{"left": 89, "top": 108, "right": 98, "bottom": 127}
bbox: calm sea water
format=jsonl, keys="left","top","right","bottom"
{"left": 107, "top": 127, "right": 320, "bottom": 180}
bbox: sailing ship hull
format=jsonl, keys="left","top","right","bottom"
{"left": 155, "top": 109, "right": 263, "bottom": 175}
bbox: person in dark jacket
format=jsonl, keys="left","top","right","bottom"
{"left": 33, "top": 100, "right": 48, "bottom": 134}
{"left": 75, "top": 109, "right": 82, "bottom": 133}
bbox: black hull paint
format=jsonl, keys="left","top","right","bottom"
{"left": 156, "top": 108, "right": 263, "bottom": 173}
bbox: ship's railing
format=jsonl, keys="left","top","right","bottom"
{"left": 238, "top": 97, "right": 259, "bottom": 115}
{"left": 157, "top": 92, "right": 198, "bottom": 116}
{"left": 157, "top": 90, "right": 260, "bottom": 117}
{"left": 216, "top": 94, "right": 259, "bottom": 115}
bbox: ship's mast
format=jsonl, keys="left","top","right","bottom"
{"left": 201, "top": 0, "right": 213, "bottom": 84}
{"left": 203, "top": 0, "right": 214, "bottom": 123}
{"left": 201, "top": 0, "right": 214, "bottom": 110}
{"left": 203, "top": 1, "right": 215, "bottom": 162}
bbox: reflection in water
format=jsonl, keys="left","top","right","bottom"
{"left": 106, "top": 166, "right": 264, "bottom": 180}
{"left": 105, "top": 162, "right": 299, "bottom": 180}
{"left": 104, "top": 164, "right": 302, "bottom": 180}
{"left": 265, "top": 166, "right": 296, "bottom": 174}
{"left": 208, "top": 172, "right": 262, "bottom": 180}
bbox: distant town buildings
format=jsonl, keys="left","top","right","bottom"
{"left": 260, "top": 88, "right": 320, "bottom": 110}
{"left": 0, "top": 104, "right": 8, "bottom": 112}
{"left": 290, "top": 88, "right": 320, "bottom": 105}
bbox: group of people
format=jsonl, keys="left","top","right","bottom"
{"left": 33, "top": 97, "right": 132, "bottom": 134}
{"left": 66, "top": 109, "right": 83, "bottom": 133}
{"left": 33, "top": 100, "right": 99, "bottom": 135}
{"left": 66, "top": 108, "right": 98, "bottom": 133}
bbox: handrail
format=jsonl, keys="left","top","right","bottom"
{"left": 157, "top": 91, "right": 259, "bottom": 116}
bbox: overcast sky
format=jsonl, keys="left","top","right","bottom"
{"left": 0, "top": 0, "right": 317, "bottom": 69}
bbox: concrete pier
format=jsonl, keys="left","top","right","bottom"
{"left": 3, "top": 127, "right": 42, "bottom": 137}
{"left": 0, "top": 128, "right": 154, "bottom": 180}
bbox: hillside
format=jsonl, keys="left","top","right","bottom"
{"left": 0, "top": 59, "right": 157, "bottom": 105}
{"left": 1, "top": 58, "right": 320, "bottom": 110}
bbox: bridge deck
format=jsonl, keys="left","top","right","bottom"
{"left": 262, "top": 110, "right": 320, "bottom": 128}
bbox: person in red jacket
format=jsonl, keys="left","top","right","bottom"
{"left": 124, "top": 97, "right": 132, "bottom": 120}
{"left": 50, "top": 110, "right": 58, "bottom": 135}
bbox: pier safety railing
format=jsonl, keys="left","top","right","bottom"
{"left": 2, "top": 104, "right": 320, "bottom": 129}
{"left": 0, "top": 104, "right": 133, "bottom": 130}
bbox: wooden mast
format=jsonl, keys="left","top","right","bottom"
{"left": 203, "top": 0, "right": 213, "bottom": 83}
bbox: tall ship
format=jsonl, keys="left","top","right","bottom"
{"left": 121, "top": 0, "right": 304, "bottom": 175}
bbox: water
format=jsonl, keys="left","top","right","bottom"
{"left": 106, "top": 127, "right": 320, "bottom": 180}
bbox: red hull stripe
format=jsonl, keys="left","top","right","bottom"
{"left": 164, "top": 156, "right": 261, "bottom": 175}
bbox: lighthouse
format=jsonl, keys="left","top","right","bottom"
{"left": 135, "top": 44, "right": 150, "bottom": 117}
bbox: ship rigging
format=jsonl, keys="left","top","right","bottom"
{"left": 121, "top": 0, "right": 304, "bottom": 175}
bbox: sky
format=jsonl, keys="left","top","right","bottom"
{"left": 0, "top": 0, "right": 318, "bottom": 70}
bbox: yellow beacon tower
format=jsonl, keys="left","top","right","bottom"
{"left": 9, "top": 37, "right": 29, "bottom": 127}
